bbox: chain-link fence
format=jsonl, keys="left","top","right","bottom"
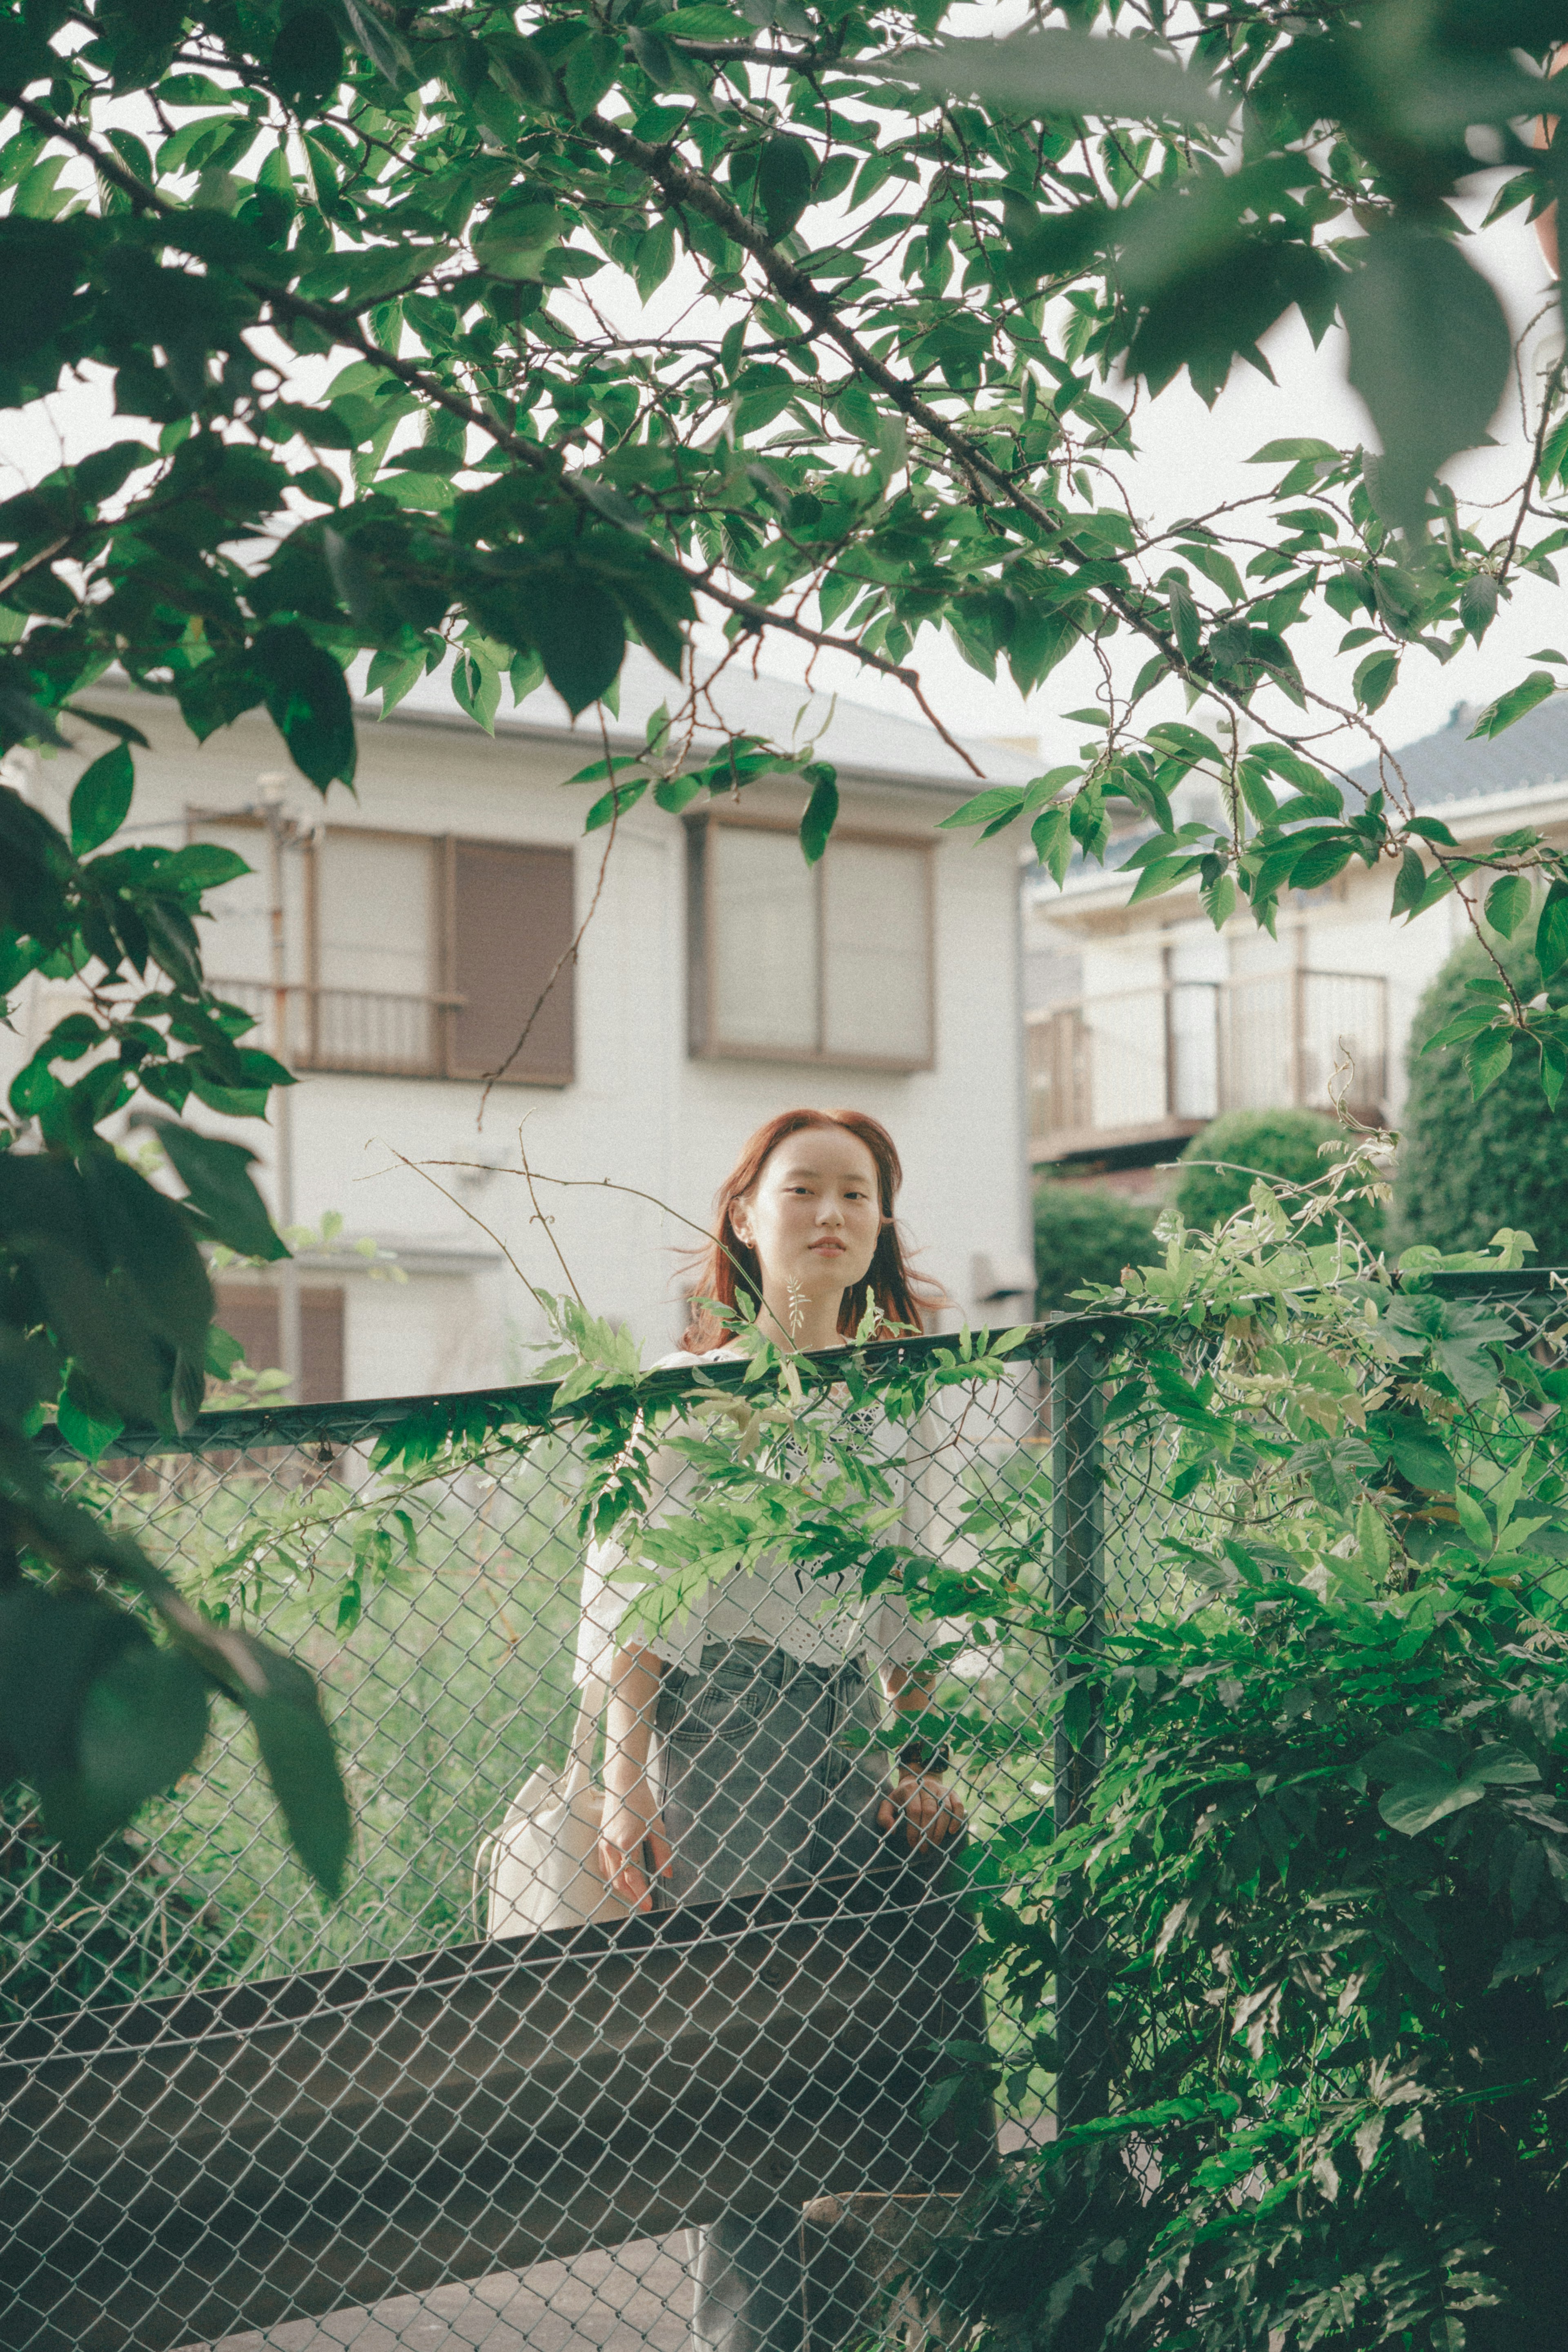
{"left": 0, "top": 1321, "right": 1196, "bottom": 2352}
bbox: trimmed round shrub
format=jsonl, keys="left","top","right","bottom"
{"left": 1395, "top": 934, "right": 1568, "bottom": 1264}
{"left": 1034, "top": 1181, "right": 1159, "bottom": 1313}
{"left": 1174, "top": 1106, "right": 1384, "bottom": 1244}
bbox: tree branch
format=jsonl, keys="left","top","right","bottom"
{"left": 4, "top": 95, "right": 985, "bottom": 776}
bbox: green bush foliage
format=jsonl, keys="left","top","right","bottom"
{"left": 1033, "top": 1182, "right": 1159, "bottom": 1315}
{"left": 0, "top": 1793, "right": 252, "bottom": 2022}
{"left": 933, "top": 1173, "right": 1568, "bottom": 2350}
{"left": 1397, "top": 937, "right": 1568, "bottom": 1266}
{"left": 1176, "top": 1106, "right": 1384, "bottom": 1245}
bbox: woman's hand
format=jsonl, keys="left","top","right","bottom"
{"left": 878, "top": 1770, "right": 964, "bottom": 1850}
{"left": 599, "top": 1788, "right": 672, "bottom": 1912}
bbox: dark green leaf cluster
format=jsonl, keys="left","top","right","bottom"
{"left": 1398, "top": 933, "right": 1568, "bottom": 1259}
{"left": 1, "top": 754, "right": 348, "bottom": 1896}
{"left": 1176, "top": 1105, "right": 1386, "bottom": 1246}
{"left": 916, "top": 1185, "right": 1568, "bottom": 2348}
{"left": 1033, "top": 1178, "right": 1158, "bottom": 1315}
{"left": 0, "top": 1790, "right": 253, "bottom": 2022}
{"left": 951, "top": 1561, "right": 1568, "bottom": 2349}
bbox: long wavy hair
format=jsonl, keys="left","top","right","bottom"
{"left": 679, "top": 1108, "right": 943, "bottom": 1355}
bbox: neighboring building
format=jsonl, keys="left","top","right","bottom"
{"left": 2, "top": 654, "right": 1038, "bottom": 1400}
{"left": 1024, "top": 700, "right": 1568, "bottom": 1186}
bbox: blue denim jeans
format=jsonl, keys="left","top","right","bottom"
{"left": 647, "top": 1641, "right": 891, "bottom": 2352}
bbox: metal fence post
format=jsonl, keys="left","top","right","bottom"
{"left": 1050, "top": 1329, "right": 1110, "bottom": 2135}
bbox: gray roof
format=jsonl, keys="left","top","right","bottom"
{"left": 367, "top": 646, "right": 1037, "bottom": 792}
{"left": 1350, "top": 699, "right": 1568, "bottom": 809}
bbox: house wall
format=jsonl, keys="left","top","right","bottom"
{"left": 5, "top": 689, "right": 1031, "bottom": 1399}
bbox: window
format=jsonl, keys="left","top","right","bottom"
{"left": 214, "top": 1283, "right": 345, "bottom": 1405}
{"left": 688, "top": 815, "right": 934, "bottom": 1071}
{"left": 192, "top": 824, "right": 575, "bottom": 1084}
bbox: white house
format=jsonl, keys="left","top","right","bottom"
{"left": 3, "top": 654, "right": 1037, "bottom": 1402}
{"left": 1023, "top": 700, "right": 1568, "bottom": 1190}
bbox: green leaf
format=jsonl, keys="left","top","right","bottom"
{"left": 29, "top": 1243, "right": 169, "bottom": 1425}
{"left": 55, "top": 1387, "right": 124, "bottom": 1463}
{"left": 1485, "top": 874, "right": 1531, "bottom": 938}
{"left": 1470, "top": 672, "right": 1557, "bottom": 739}
{"left": 452, "top": 650, "right": 501, "bottom": 735}
{"left": 255, "top": 623, "right": 356, "bottom": 791}
{"left": 1165, "top": 573, "right": 1201, "bottom": 663}
{"left": 1467, "top": 1745, "right": 1540, "bottom": 1788}
{"left": 939, "top": 786, "right": 1025, "bottom": 833}
{"left": 79, "top": 1151, "right": 212, "bottom": 1356}
{"left": 532, "top": 571, "right": 626, "bottom": 715}
{"left": 241, "top": 1647, "right": 353, "bottom": 1898}
{"left": 1392, "top": 847, "right": 1428, "bottom": 919}
{"left": 1379, "top": 1771, "right": 1486, "bottom": 1837}
{"left": 1366, "top": 1411, "right": 1456, "bottom": 1493}
{"left": 651, "top": 5, "right": 754, "bottom": 36}
{"left": 1454, "top": 1486, "right": 1493, "bottom": 1553}
{"left": 1288, "top": 838, "right": 1354, "bottom": 892}
{"left": 473, "top": 192, "right": 561, "bottom": 282}
{"left": 150, "top": 1120, "right": 290, "bottom": 1261}
{"left": 62, "top": 1641, "right": 211, "bottom": 1859}
{"left": 1127, "top": 854, "right": 1202, "bottom": 905}
{"left": 340, "top": 0, "right": 416, "bottom": 89}
{"left": 157, "top": 842, "right": 252, "bottom": 895}
{"left": 1459, "top": 573, "right": 1499, "bottom": 644}
{"left": 270, "top": 7, "right": 344, "bottom": 108}
{"left": 1467, "top": 1028, "right": 1514, "bottom": 1099}
{"left": 1537, "top": 883, "right": 1568, "bottom": 981}
{"left": 1176, "top": 542, "right": 1244, "bottom": 606}
{"left": 1341, "top": 232, "right": 1512, "bottom": 535}
{"left": 583, "top": 776, "right": 648, "bottom": 830}
{"left": 0, "top": 1587, "right": 143, "bottom": 1793}
{"left": 755, "top": 134, "right": 815, "bottom": 241}
{"left": 1352, "top": 648, "right": 1398, "bottom": 713}
{"left": 1031, "top": 805, "right": 1072, "bottom": 884}
{"left": 1421, "top": 1007, "right": 1494, "bottom": 1054}
{"left": 69, "top": 742, "right": 134, "bottom": 854}
{"left": 799, "top": 764, "right": 838, "bottom": 864}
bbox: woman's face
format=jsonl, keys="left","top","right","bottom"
{"left": 731, "top": 1126, "right": 882, "bottom": 1312}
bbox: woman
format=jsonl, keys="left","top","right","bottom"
{"left": 584, "top": 1108, "right": 963, "bottom": 2352}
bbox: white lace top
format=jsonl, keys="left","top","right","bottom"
{"left": 574, "top": 1349, "right": 922, "bottom": 1682}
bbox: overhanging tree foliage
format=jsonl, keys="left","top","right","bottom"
{"left": 9, "top": 0, "right": 1568, "bottom": 1868}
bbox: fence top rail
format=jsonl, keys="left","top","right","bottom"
{"left": 34, "top": 1320, "right": 1065, "bottom": 1466}
{"left": 34, "top": 1279, "right": 1568, "bottom": 1467}
{"left": 0, "top": 1862, "right": 951, "bottom": 2070}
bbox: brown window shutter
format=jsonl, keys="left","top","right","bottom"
{"left": 447, "top": 841, "right": 575, "bottom": 1084}
{"left": 213, "top": 1284, "right": 346, "bottom": 1405}
{"left": 300, "top": 1289, "right": 345, "bottom": 1405}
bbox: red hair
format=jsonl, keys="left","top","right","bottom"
{"left": 679, "top": 1108, "right": 943, "bottom": 1355}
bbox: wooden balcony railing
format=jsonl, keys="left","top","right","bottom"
{"left": 1027, "top": 968, "right": 1388, "bottom": 1161}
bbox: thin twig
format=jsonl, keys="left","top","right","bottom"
{"left": 416, "top": 1156, "right": 771, "bottom": 1322}
{"left": 9, "top": 95, "right": 989, "bottom": 768}
{"left": 476, "top": 713, "right": 622, "bottom": 1128}
{"left": 516, "top": 1126, "right": 588, "bottom": 1309}
{"left": 371, "top": 1139, "right": 556, "bottom": 1315}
